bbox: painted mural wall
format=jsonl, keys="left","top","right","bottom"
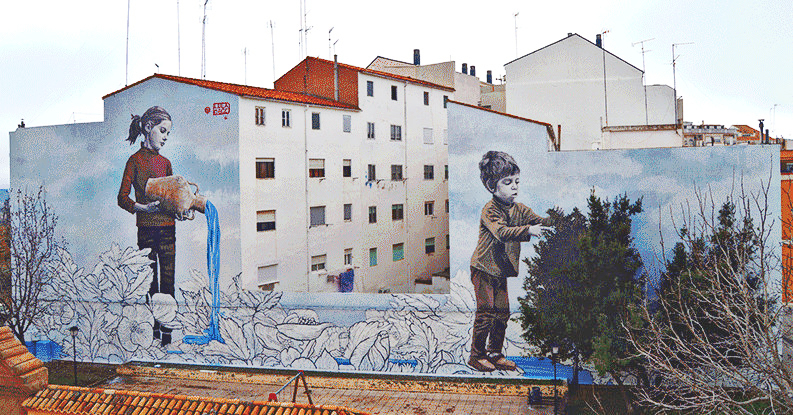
{"left": 7, "top": 95, "right": 781, "bottom": 381}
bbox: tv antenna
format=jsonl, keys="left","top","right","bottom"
{"left": 514, "top": 12, "right": 519, "bottom": 58}
{"left": 269, "top": 21, "right": 276, "bottom": 83}
{"left": 328, "top": 27, "right": 334, "bottom": 59}
{"left": 672, "top": 42, "right": 693, "bottom": 126}
{"left": 632, "top": 38, "right": 654, "bottom": 125}
{"left": 201, "top": 0, "right": 209, "bottom": 79}
{"left": 125, "top": 0, "right": 131, "bottom": 85}
{"left": 176, "top": 0, "right": 181, "bottom": 75}
{"left": 601, "top": 30, "right": 610, "bottom": 126}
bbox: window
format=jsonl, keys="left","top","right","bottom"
{"left": 344, "top": 248, "right": 353, "bottom": 266}
{"left": 255, "top": 107, "right": 266, "bottom": 125}
{"left": 392, "top": 243, "right": 404, "bottom": 262}
{"left": 311, "top": 254, "right": 326, "bottom": 272}
{"left": 425, "top": 201, "right": 434, "bottom": 216}
{"left": 369, "top": 248, "right": 377, "bottom": 266}
{"left": 445, "top": 199, "right": 449, "bottom": 213}
{"left": 443, "top": 95, "right": 448, "bottom": 108}
{"left": 392, "top": 204, "right": 404, "bottom": 221}
{"left": 390, "top": 125, "right": 402, "bottom": 141}
{"left": 311, "top": 112, "right": 320, "bottom": 130}
{"left": 423, "top": 91, "right": 429, "bottom": 106}
{"left": 310, "top": 206, "right": 325, "bottom": 227}
{"left": 368, "top": 206, "right": 377, "bottom": 223}
{"left": 391, "top": 164, "right": 403, "bottom": 181}
{"left": 257, "top": 264, "right": 278, "bottom": 290}
{"left": 343, "top": 203, "right": 352, "bottom": 221}
{"left": 256, "top": 158, "right": 275, "bottom": 179}
{"left": 445, "top": 165, "right": 448, "bottom": 180}
{"left": 256, "top": 210, "right": 275, "bottom": 231}
{"left": 367, "top": 122, "right": 375, "bottom": 139}
{"left": 309, "top": 159, "right": 325, "bottom": 178}
{"left": 423, "top": 128, "right": 433, "bottom": 144}
{"left": 391, "top": 85, "right": 398, "bottom": 100}
{"left": 282, "top": 109, "right": 291, "bottom": 127}
{"left": 424, "top": 165, "right": 434, "bottom": 180}
{"left": 343, "top": 115, "right": 351, "bottom": 133}
{"left": 446, "top": 234, "right": 450, "bottom": 250}
{"left": 425, "top": 237, "right": 436, "bottom": 254}
{"left": 343, "top": 159, "right": 352, "bottom": 177}
{"left": 366, "top": 80, "right": 374, "bottom": 97}
{"left": 367, "top": 164, "right": 376, "bottom": 181}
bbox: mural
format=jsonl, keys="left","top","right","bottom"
{"left": 9, "top": 93, "right": 781, "bottom": 381}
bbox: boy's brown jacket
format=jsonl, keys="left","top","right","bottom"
{"left": 470, "top": 197, "right": 553, "bottom": 278}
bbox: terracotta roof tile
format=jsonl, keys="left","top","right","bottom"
{"left": 0, "top": 327, "right": 48, "bottom": 394}
{"left": 24, "top": 385, "right": 369, "bottom": 415}
{"left": 104, "top": 74, "right": 361, "bottom": 111}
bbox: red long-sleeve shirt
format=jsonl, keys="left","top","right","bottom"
{"left": 117, "top": 145, "right": 175, "bottom": 227}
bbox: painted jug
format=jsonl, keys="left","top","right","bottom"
{"left": 145, "top": 175, "right": 207, "bottom": 220}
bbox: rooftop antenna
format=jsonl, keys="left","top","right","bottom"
{"left": 514, "top": 12, "right": 519, "bottom": 58}
{"left": 772, "top": 104, "right": 779, "bottom": 137}
{"left": 243, "top": 48, "right": 247, "bottom": 84}
{"left": 601, "top": 30, "right": 610, "bottom": 126}
{"left": 176, "top": 0, "right": 181, "bottom": 75}
{"left": 201, "top": 0, "right": 209, "bottom": 79}
{"left": 155, "top": 63, "right": 160, "bottom": 73}
{"left": 632, "top": 38, "right": 654, "bottom": 125}
{"left": 333, "top": 39, "right": 338, "bottom": 56}
{"left": 298, "top": 0, "right": 303, "bottom": 57}
{"left": 303, "top": 0, "right": 311, "bottom": 57}
{"left": 125, "top": 0, "right": 130, "bottom": 85}
{"left": 672, "top": 41, "right": 693, "bottom": 126}
{"left": 269, "top": 20, "right": 276, "bottom": 83}
{"left": 328, "top": 27, "right": 334, "bottom": 59}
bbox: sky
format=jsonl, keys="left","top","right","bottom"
{"left": 2, "top": 0, "right": 792, "bottom": 189}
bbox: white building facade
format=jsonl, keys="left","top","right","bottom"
{"left": 505, "top": 33, "right": 681, "bottom": 150}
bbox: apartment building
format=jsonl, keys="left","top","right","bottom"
{"left": 271, "top": 56, "right": 453, "bottom": 293}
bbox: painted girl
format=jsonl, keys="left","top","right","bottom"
{"left": 117, "top": 106, "right": 187, "bottom": 346}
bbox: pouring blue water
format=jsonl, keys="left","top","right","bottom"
{"left": 183, "top": 200, "right": 224, "bottom": 345}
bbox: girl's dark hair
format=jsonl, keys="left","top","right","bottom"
{"left": 479, "top": 150, "right": 520, "bottom": 192}
{"left": 126, "top": 106, "right": 171, "bottom": 145}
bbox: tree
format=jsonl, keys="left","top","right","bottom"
{"left": 627, "top": 182, "right": 790, "bottom": 414}
{"left": 519, "top": 191, "right": 646, "bottom": 412}
{"left": 0, "top": 188, "right": 64, "bottom": 343}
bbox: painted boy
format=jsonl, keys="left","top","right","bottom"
{"left": 469, "top": 150, "right": 557, "bottom": 372}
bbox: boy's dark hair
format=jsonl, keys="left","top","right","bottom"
{"left": 479, "top": 151, "right": 520, "bottom": 192}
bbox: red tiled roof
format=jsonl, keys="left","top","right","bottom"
{"left": 103, "top": 74, "right": 361, "bottom": 110}
{"left": 24, "top": 384, "right": 370, "bottom": 415}
{"left": 0, "top": 325, "right": 48, "bottom": 394}
{"left": 299, "top": 57, "right": 455, "bottom": 92}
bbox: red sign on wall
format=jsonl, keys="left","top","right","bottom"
{"left": 212, "top": 102, "right": 230, "bottom": 116}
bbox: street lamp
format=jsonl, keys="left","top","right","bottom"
{"left": 69, "top": 326, "right": 78, "bottom": 386}
{"left": 552, "top": 345, "right": 559, "bottom": 415}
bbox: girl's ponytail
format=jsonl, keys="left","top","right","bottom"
{"left": 127, "top": 114, "right": 143, "bottom": 145}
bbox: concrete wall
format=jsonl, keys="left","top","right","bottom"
{"left": 506, "top": 34, "right": 649, "bottom": 151}
{"left": 646, "top": 84, "right": 676, "bottom": 125}
{"left": 601, "top": 127, "right": 683, "bottom": 149}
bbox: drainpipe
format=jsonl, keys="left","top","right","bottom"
{"left": 304, "top": 104, "right": 310, "bottom": 291}
{"left": 403, "top": 81, "right": 410, "bottom": 288}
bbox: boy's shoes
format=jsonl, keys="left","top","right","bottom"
{"left": 487, "top": 353, "right": 517, "bottom": 371}
{"left": 468, "top": 357, "right": 496, "bottom": 372}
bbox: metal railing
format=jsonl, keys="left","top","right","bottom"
{"left": 268, "top": 371, "right": 314, "bottom": 406}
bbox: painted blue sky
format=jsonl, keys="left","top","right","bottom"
{"left": 448, "top": 103, "right": 781, "bottom": 306}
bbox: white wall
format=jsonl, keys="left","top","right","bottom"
{"left": 506, "top": 34, "right": 647, "bottom": 151}
{"left": 646, "top": 85, "right": 676, "bottom": 125}
{"left": 601, "top": 128, "right": 683, "bottom": 149}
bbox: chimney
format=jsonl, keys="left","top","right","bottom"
{"left": 413, "top": 49, "right": 420, "bottom": 65}
{"left": 470, "top": 66, "right": 476, "bottom": 77}
{"left": 462, "top": 63, "right": 468, "bottom": 75}
{"left": 568, "top": 33, "right": 573, "bottom": 37}
{"left": 486, "top": 70, "right": 492, "bottom": 84}
{"left": 596, "top": 34, "right": 602, "bottom": 48}
{"left": 333, "top": 54, "right": 339, "bottom": 101}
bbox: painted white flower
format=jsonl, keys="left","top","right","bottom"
{"left": 117, "top": 305, "right": 154, "bottom": 353}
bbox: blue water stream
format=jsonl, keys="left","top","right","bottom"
{"left": 183, "top": 201, "right": 224, "bottom": 345}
